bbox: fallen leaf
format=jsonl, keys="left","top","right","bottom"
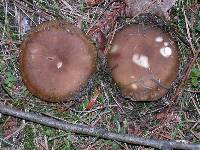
{"left": 88, "top": 26, "right": 107, "bottom": 55}
{"left": 85, "top": 90, "right": 100, "bottom": 110}
{"left": 155, "top": 111, "right": 168, "bottom": 120}
{"left": 124, "top": 0, "right": 177, "bottom": 19}
{"left": 3, "top": 117, "right": 19, "bottom": 140}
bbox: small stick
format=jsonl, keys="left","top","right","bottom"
{"left": 171, "top": 47, "right": 200, "bottom": 104}
{"left": 186, "top": 89, "right": 200, "bottom": 93}
{"left": 0, "top": 104, "right": 200, "bottom": 150}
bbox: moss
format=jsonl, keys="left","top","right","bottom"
{"left": 24, "top": 125, "right": 36, "bottom": 150}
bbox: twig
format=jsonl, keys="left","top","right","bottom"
{"left": 0, "top": 137, "right": 15, "bottom": 147}
{"left": 191, "top": 96, "right": 200, "bottom": 117}
{"left": 171, "top": 47, "right": 200, "bottom": 104}
{"left": 13, "top": 0, "right": 55, "bottom": 20}
{"left": 183, "top": 8, "right": 196, "bottom": 52}
{"left": 186, "top": 89, "right": 200, "bottom": 93}
{"left": 0, "top": 104, "right": 199, "bottom": 150}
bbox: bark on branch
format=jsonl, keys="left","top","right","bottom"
{"left": 0, "top": 104, "right": 199, "bottom": 150}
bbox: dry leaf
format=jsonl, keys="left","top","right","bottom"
{"left": 3, "top": 117, "right": 18, "bottom": 140}
{"left": 85, "top": 90, "right": 100, "bottom": 110}
{"left": 124, "top": 0, "right": 177, "bottom": 19}
{"left": 88, "top": 26, "right": 107, "bottom": 54}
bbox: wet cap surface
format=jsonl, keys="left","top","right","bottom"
{"left": 20, "top": 21, "right": 97, "bottom": 102}
{"left": 108, "top": 24, "right": 180, "bottom": 101}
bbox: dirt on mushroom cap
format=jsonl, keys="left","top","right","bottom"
{"left": 20, "top": 21, "right": 97, "bottom": 102}
{"left": 108, "top": 24, "right": 180, "bottom": 101}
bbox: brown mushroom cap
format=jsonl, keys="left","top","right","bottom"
{"left": 108, "top": 24, "right": 180, "bottom": 101}
{"left": 20, "top": 21, "right": 97, "bottom": 102}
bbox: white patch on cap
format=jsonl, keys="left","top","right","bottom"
{"left": 160, "top": 47, "right": 172, "bottom": 57}
{"left": 155, "top": 36, "right": 163, "bottom": 42}
{"left": 31, "top": 55, "right": 35, "bottom": 59}
{"left": 132, "top": 54, "right": 149, "bottom": 68}
{"left": 57, "top": 62, "right": 63, "bottom": 69}
{"left": 130, "top": 75, "right": 135, "bottom": 79}
{"left": 164, "top": 42, "right": 169, "bottom": 46}
{"left": 31, "top": 49, "right": 39, "bottom": 54}
{"left": 111, "top": 45, "right": 119, "bottom": 53}
{"left": 131, "top": 84, "right": 138, "bottom": 89}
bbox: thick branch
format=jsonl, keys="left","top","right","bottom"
{"left": 0, "top": 104, "right": 199, "bottom": 149}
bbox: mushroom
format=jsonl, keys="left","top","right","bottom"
{"left": 108, "top": 24, "right": 180, "bottom": 101}
{"left": 20, "top": 21, "right": 97, "bottom": 102}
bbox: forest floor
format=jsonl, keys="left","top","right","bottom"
{"left": 0, "top": 0, "right": 199, "bottom": 149}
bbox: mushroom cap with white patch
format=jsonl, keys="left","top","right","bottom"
{"left": 108, "top": 24, "right": 180, "bottom": 101}
{"left": 20, "top": 21, "right": 97, "bottom": 102}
